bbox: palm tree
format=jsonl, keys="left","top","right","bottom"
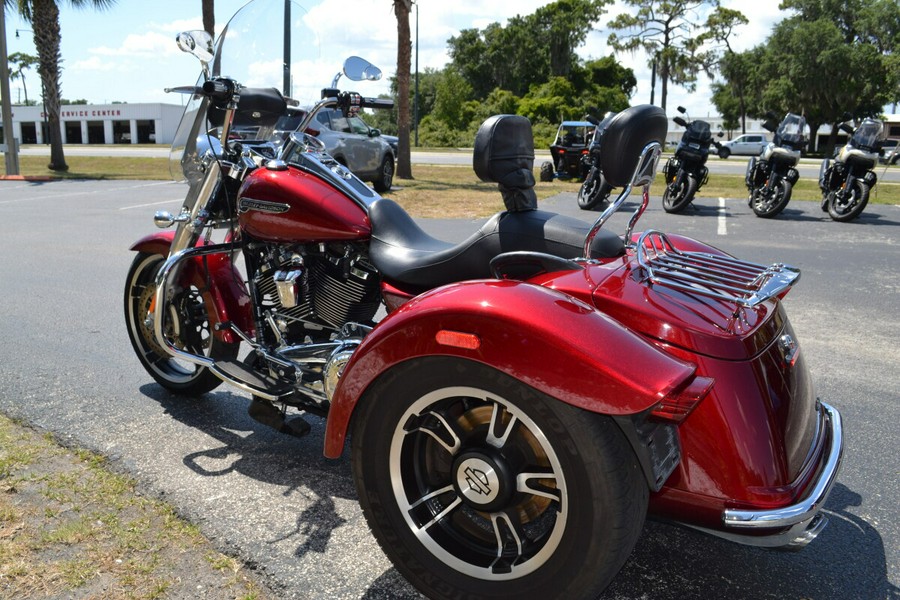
{"left": 8, "top": 51, "right": 38, "bottom": 104}
{"left": 4, "top": 0, "right": 117, "bottom": 171}
{"left": 201, "top": 0, "right": 214, "bottom": 38}
{"left": 393, "top": 0, "right": 412, "bottom": 180}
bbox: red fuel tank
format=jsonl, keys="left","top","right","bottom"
{"left": 237, "top": 166, "right": 371, "bottom": 243}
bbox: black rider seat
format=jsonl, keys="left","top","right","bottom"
{"left": 368, "top": 199, "right": 625, "bottom": 291}
{"left": 367, "top": 113, "right": 625, "bottom": 292}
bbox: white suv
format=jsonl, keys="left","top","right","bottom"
{"left": 719, "top": 134, "right": 769, "bottom": 158}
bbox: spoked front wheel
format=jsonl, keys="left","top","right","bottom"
{"left": 351, "top": 357, "right": 647, "bottom": 600}
{"left": 124, "top": 252, "right": 238, "bottom": 395}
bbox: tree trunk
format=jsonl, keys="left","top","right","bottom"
{"left": 394, "top": 0, "right": 413, "bottom": 180}
{"left": 202, "top": 0, "right": 215, "bottom": 39}
{"left": 32, "top": 0, "right": 67, "bottom": 171}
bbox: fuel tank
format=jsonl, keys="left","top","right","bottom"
{"left": 237, "top": 165, "right": 371, "bottom": 243}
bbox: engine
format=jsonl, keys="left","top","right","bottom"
{"left": 251, "top": 241, "right": 381, "bottom": 344}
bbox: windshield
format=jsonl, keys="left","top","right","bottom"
{"left": 851, "top": 118, "right": 885, "bottom": 151}
{"left": 683, "top": 120, "right": 711, "bottom": 143}
{"left": 168, "top": 0, "right": 320, "bottom": 182}
{"left": 776, "top": 113, "right": 806, "bottom": 148}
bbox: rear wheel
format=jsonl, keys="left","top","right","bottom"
{"left": 124, "top": 252, "right": 238, "bottom": 395}
{"left": 751, "top": 179, "right": 792, "bottom": 218}
{"left": 539, "top": 161, "right": 554, "bottom": 182}
{"left": 828, "top": 180, "right": 869, "bottom": 222}
{"left": 351, "top": 357, "right": 647, "bottom": 600}
{"left": 373, "top": 155, "right": 395, "bottom": 193}
{"left": 662, "top": 174, "right": 697, "bottom": 214}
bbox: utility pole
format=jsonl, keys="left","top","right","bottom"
{"left": 1, "top": 6, "right": 21, "bottom": 176}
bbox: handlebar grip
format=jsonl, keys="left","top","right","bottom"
{"left": 361, "top": 97, "right": 394, "bottom": 110}
{"left": 202, "top": 78, "right": 236, "bottom": 103}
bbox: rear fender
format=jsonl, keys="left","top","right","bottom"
{"left": 129, "top": 232, "right": 253, "bottom": 342}
{"left": 323, "top": 279, "right": 698, "bottom": 458}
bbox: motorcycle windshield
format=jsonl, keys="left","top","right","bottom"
{"left": 776, "top": 113, "right": 806, "bottom": 147}
{"left": 168, "top": 0, "right": 320, "bottom": 183}
{"left": 850, "top": 119, "right": 885, "bottom": 151}
{"left": 683, "top": 120, "right": 711, "bottom": 143}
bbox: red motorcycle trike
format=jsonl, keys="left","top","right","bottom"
{"left": 124, "top": 2, "right": 842, "bottom": 598}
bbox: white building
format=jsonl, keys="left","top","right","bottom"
{"left": 3, "top": 102, "right": 184, "bottom": 145}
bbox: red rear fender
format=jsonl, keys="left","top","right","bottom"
{"left": 323, "top": 279, "right": 697, "bottom": 458}
{"left": 129, "top": 232, "right": 253, "bottom": 342}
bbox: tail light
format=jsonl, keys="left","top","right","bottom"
{"left": 650, "top": 375, "right": 714, "bottom": 423}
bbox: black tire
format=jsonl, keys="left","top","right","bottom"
{"left": 539, "top": 161, "right": 554, "bottom": 182}
{"left": 828, "top": 180, "right": 869, "bottom": 222}
{"left": 662, "top": 174, "right": 697, "bottom": 214}
{"left": 124, "top": 252, "right": 238, "bottom": 395}
{"left": 351, "top": 357, "right": 647, "bottom": 600}
{"left": 576, "top": 167, "right": 611, "bottom": 210}
{"left": 751, "top": 179, "right": 792, "bottom": 218}
{"left": 373, "top": 155, "right": 395, "bottom": 193}
{"left": 718, "top": 147, "right": 731, "bottom": 159}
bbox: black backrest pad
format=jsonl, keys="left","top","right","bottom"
{"left": 473, "top": 114, "right": 535, "bottom": 187}
{"left": 599, "top": 105, "right": 668, "bottom": 188}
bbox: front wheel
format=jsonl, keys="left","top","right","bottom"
{"left": 828, "top": 180, "right": 869, "bottom": 222}
{"left": 662, "top": 173, "right": 698, "bottom": 214}
{"left": 124, "top": 252, "right": 238, "bottom": 395}
{"left": 718, "top": 147, "right": 731, "bottom": 159}
{"left": 351, "top": 358, "right": 647, "bottom": 600}
{"left": 373, "top": 155, "right": 395, "bottom": 193}
{"left": 751, "top": 179, "right": 792, "bottom": 218}
{"left": 577, "top": 166, "right": 611, "bottom": 210}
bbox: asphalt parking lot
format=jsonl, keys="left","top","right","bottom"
{"left": 0, "top": 179, "right": 897, "bottom": 599}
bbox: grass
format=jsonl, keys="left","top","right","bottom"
{"left": 0, "top": 414, "right": 271, "bottom": 599}
{"left": 15, "top": 155, "right": 171, "bottom": 180}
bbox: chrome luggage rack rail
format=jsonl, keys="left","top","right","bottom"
{"left": 635, "top": 230, "right": 800, "bottom": 308}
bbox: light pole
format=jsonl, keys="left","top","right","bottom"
{"left": 1, "top": 8, "right": 21, "bottom": 175}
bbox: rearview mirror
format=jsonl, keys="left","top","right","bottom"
{"left": 176, "top": 30, "right": 214, "bottom": 65}
{"left": 343, "top": 56, "right": 382, "bottom": 82}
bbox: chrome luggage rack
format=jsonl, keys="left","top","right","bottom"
{"left": 635, "top": 230, "right": 800, "bottom": 308}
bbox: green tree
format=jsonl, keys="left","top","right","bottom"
{"left": 7, "top": 51, "right": 37, "bottom": 104}
{"left": 448, "top": 0, "right": 610, "bottom": 98}
{"left": 5, "top": 0, "right": 117, "bottom": 171}
{"left": 607, "top": 0, "right": 726, "bottom": 110}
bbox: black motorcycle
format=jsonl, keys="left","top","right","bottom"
{"left": 577, "top": 111, "right": 616, "bottom": 210}
{"left": 662, "top": 106, "right": 723, "bottom": 213}
{"left": 745, "top": 112, "right": 806, "bottom": 218}
{"left": 819, "top": 116, "right": 884, "bottom": 222}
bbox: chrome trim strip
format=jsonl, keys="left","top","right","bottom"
{"left": 723, "top": 402, "right": 843, "bottom": 530}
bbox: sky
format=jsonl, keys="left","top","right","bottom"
{"left": 3, "top": 0, "right": 786, "bottom": 119}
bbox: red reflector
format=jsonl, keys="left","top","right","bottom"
{"left": 435, "top": 330, "right": 481, "bottom": 350}
{"left": 650, "top": 376, "right": 714, "bottom": 423}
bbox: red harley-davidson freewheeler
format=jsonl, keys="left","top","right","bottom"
{"left": 124, "top": 2, "right": 843, "bottom": 598}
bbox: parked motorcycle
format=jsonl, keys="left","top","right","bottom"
{"left": 577, "top": 111, "right": 616, "bottom": 210}
{"left": 662, "top": 106, "right": 723, "bottom": 213}
{"left": 124, "top": 2, "right": 843, "bottom": 598}
{"left": 745, "top": 112, "right": 806, "bottom": 218}
{"left": 819, "top": 115, "right": 885, "bottom": 222}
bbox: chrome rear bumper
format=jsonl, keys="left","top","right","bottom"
{"left": 692, "top": 401, "right": 843, "bottom": 549}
